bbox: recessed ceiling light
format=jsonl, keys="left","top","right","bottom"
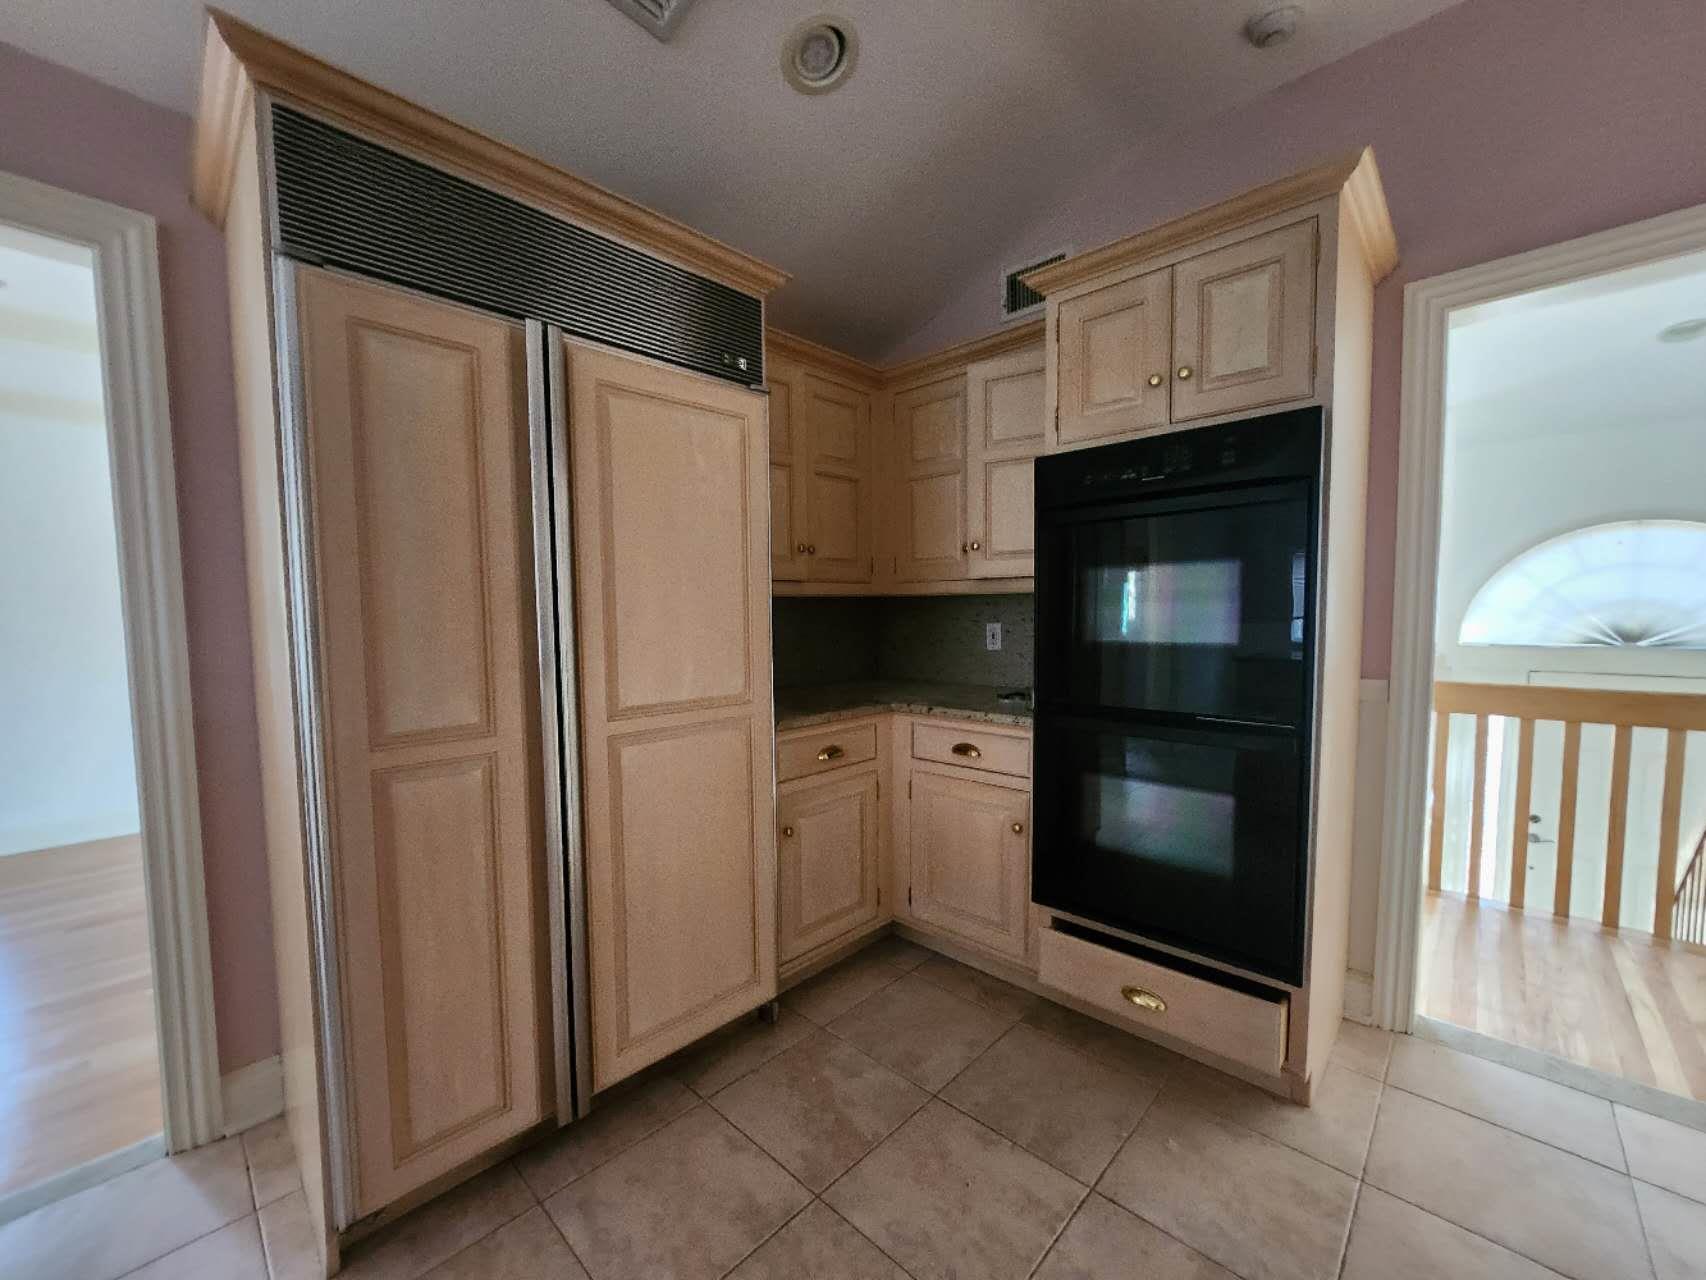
{"left": 1245, "top": 6, "right": 1302, "bottom": 49}
{"left": 1658, "top": 317, "right": 1706, "bottom": 343}
{"left": 782, "top": 16, "right": 857, "bottom": 95}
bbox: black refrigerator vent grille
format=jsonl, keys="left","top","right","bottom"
{"left": 268, "top": 103, "right": 763, "bottom": 386}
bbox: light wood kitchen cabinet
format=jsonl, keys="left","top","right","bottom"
{"left": 964, "top": 345, "right": 1047, "bottom": 578}
{"left": 803, "top": 372, "right": 874, "bottom": 583}
{"left": 1055, "top": 268, "right": 1172, "bottom": 447}
{"left": 566, "top": 341, "right": 778, "bottom": 1092}
{"left": 1171, "top": 220, "right": 1317, "bottom": 421}
{"left": 767, "top": 357, "right": 811, "bottom": 582}
{"left": 907, "top": 766, "right": 1032, "bottom": 962}
{"left": 778, "top": 766, "right": 883, "bottom": 964}
{"left": 892, "top": 374, "right": 969, "bottom": 581}
{"left": 296, "top": 269, "right": 549, "bottom": 1215}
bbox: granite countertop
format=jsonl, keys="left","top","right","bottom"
{"left": 774, "top": 681, "right": 1033, "bottom": 731}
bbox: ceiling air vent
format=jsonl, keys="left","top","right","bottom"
{"left": 1002, "top": 252, "right": 1067, "bottom": 320}
{"left": 603, "top": 0, "right": 697, "bottom": 41}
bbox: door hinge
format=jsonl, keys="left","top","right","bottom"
{"left": 907, "top": 779, "right": 913, "bottom": 799}
{"left": 907, "top": 886, "right": 913, "bottom": 907}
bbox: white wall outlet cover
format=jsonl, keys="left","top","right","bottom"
{"left": 985, "top": 622, "right": 1002, "bottom": 651}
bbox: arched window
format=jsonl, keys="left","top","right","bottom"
{"left": 1460, "top": 519, "right": 1706, "bottom": 648}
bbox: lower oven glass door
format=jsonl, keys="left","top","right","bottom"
{"left": 1032, "top": 714, "right": 1306, "bottom": 985}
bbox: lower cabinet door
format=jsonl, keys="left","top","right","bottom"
{"left": 778, "top": 767, "right": 882, "bottom": 964}
{"left": 908, "top": 767, "right": 1031, "bottom": 960}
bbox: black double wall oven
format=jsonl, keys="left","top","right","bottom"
{"left": 1031, "top": 408, "right": 1324, "bottom": 987}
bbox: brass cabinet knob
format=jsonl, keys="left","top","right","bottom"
{"left": 951, "top": 742, "right": 982, "bottom": 759}
{"left": 1121, "top": 985, "right": 1166, "bottom": 1013}
{"left": 1011, "top": 821, "right": 1024, "bottom": 835}
{"left": 816, "top": 744, "right": 844, "bottom": 762}
{"left": 1147, "top": 373, "right": 1164, "bottom": 387}
{"left": 1176, "top": 366, "right": 1193, "bottom": 380}
{"left": 969, "top": 540, "right": 981, "bottom": 551}
{"left": 796, "top": 542, "right": 807, "bottom": 553}
{"left": 960, "top": 543, "right": 968, "bottom": 554}
{"left": 807, "top": 544, "right": 817, "bottom": 555}
{"left": 782, "top": 825, "right": 795, "bottom": 838}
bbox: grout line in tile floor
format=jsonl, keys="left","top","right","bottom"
{"left": 322, "top": 940, "right": 1696, "bottom": 1280}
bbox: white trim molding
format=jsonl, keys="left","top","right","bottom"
{"left": 1374, "top": 199, "right": 1706, "bottom": 1032}
{"left": 0, "top": 170, "right": 223, "bottom": 1149}
{"left": 222, "top": 1055, "right": 285, "bottom": 1136}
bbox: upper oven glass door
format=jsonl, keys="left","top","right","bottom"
{"left": 1031, "top": 715, "right": 1305, "bottom": 985}
{"left": 1037, "top": 482, "right": 1312, "bottom": 727}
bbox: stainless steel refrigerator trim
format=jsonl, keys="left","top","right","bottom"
{"left": 525, "top": 321, "right": 574, "bottom": 1124}
{"left": 272, "top": 261, "right": 357, "bottom": 1228}
{"left": 542, "top": 324, "right": 595, "bottom": 1118}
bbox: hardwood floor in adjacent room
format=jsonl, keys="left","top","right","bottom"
{"left": 1419, "top": 889, "right": 1706, "bottom": 1103}
{"left": 0, "top": 834, "right": 162, "bottom": 1199}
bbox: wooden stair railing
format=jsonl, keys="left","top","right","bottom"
{"left": 1428, "top": 682, "right": 1706, "bottom": 937}
{"left": 1676, "top": 830, "right": 1706, "bottom": 946}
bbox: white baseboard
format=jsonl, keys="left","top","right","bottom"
{"left": 1342, "top": 969, "right": 1375, "bottom": 1024}
{"left": 221, "top": 1055, "right": 284, "bottom": 1137}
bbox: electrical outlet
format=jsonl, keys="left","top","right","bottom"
{"left": 985, "top": 622, "right": 1002, "bottom": 651}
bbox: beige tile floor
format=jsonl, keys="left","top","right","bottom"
{"left": 5, "top": 934, "right": 1704, "bottom": 1280}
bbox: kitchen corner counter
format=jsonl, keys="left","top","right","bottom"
{"left": 774, "top": 681, "right": 1033, "bottom": 731}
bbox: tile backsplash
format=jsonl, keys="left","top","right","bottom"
{"left": 774, "top": 595, "right": 1035, "bottom": 689}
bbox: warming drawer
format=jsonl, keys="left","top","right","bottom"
{"left": 1037, "top": 926, "right": 1288, "bottom": 1077}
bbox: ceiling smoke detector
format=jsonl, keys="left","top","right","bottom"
{"left": 1244, "top": 6, "right": 1302, "bottom": 49}
{"left": 783, "top": 16, "right": 858, "bottom": 95}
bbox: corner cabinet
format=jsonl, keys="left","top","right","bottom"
{"left": 777, "top": 767, "right": 882, "bottom": 964}
{"left": 767, "top": 348, "right": 876, "bottom": 585}
{"left": 964, "top": 344, "right": 1047, "bottom": 578}
{"left": 891, "top": 375, "right": 969, "bottom": 582}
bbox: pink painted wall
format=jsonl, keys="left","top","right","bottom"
{"left": 1, "top": 42, "right": 279, "bottom": 1072}
{"left": 885, "top": 0, "right": 1706, "bottom": 677}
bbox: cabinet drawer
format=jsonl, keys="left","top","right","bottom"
{"left": 778, "top": 722, "right": 878, "bottom": 782}
{"left": 1038, "top": 927, "right": 1288, "bottom": 1077}
{"left": 911, "top": 722, "right": 1029, "bottom": 778}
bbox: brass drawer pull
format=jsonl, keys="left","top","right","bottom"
{"left": 1121, "top": 986, "right": 1166, "bottom": 1014}
{"left": 816, "top": 744, "right": 844, "bottom": 762}
{"left": 951, "top": 742, "right": 982, "bottom": 759}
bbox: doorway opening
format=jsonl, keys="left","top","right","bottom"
{"left": 0, "top": 221, "right": 163, "bottom": 1200}
{"left": 1392, "top": 229, "right": 1706, "bottom": 1114}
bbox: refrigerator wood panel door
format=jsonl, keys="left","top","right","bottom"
{"left": 564, "top": 341, "right": 778, "bottom": 1092}
{"left": 295, "top": 268, "right": 548, "bottom": 1216}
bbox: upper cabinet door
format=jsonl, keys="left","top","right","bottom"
{"left": 803, "top": 374, "right": 873, "bottom": 582}
{"left": 892, "top": 375, "right": 968, "bottom": 581}
{"left": 1171, "top": 219, "right": 1317, "bottom": 422}
{"left": 295, "top": 269, "right": 546, "bottom": 1215}
{"left": 965, "top": 344, "right": 1046, "bottom": 579}
{"left": 1056, "top": 267, "right": 1172, "bottom": 448}
{"left": 766, "top": 358, "right": 810, "bottom": 582}
{"left": 566, "top": 342, "right": 777, "bottom": 1092}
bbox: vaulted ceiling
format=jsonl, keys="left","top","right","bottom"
{"left": 0, "top": 0, "right": 1464, "bottom": 359}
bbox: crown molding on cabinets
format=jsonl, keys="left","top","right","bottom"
{"left": 189, "top": 9, "right": 790, "bottom": 299}
{"left": 881, "top": 318, "right": 1045, "bottom": 390}
{"left": 767, "top": 328, "right": 884, "bottom": 389}
{"left": 1021, "top": 147, "right": 1398, "bottom": 298}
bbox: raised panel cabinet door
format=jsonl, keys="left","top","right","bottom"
{"left": 295, "top": 268, "right": 547, "bottom": 1215}
{"left": 766, "top": 357, "right": 810, "bottom": 582}
{"left": 1171, "top": 219, "right": 1317, "bottom": 421}
{"left": 965, "top": 344, "right": 1046, "bottom": 578}
{"left": 892, "top": 375, "right": 968, "bottom": 581}
{"left": 907, "top": 767, "right": 1030, "bottom": 960}
{"left": 1055, "top": 268, "right": 1171, "bottom": 448}
{"left": 802, "top": 373, "right": 872, "bottom": 582}
{"left": 777, "top": 767, "right": 881, "bottom": 964}
{"left": 565, "top": 341, "right": 777, "bottom": 1092}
